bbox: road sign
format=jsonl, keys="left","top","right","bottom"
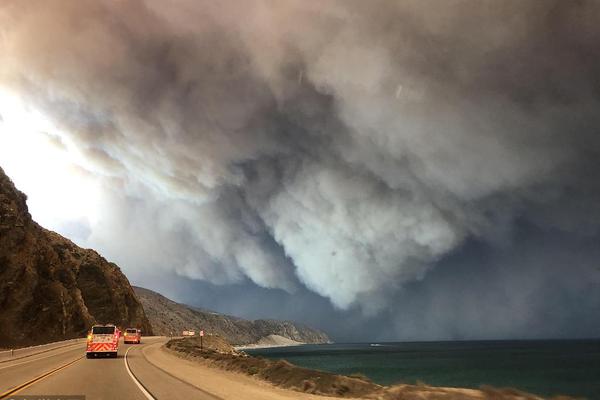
{"left": 200, "top": 330, "right": 204, "bottom": 337}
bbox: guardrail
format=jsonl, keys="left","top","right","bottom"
{"left": 0, "top": 337, "right": 87, "bottom": 363}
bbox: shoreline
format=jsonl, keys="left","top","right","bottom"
{"left": 165, "top": 337, "right": 557, "bottom": 400}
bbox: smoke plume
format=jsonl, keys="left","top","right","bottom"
{"left": 1, "top": 0, "right": 599, "bottom": 326}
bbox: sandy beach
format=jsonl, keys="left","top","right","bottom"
{"left": 235, "top": 334, "right": 306, "bottom": 350}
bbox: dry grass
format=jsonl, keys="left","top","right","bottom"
{"left": 480, "top": 385, "right": 542, "bottom": 399}
{"left": 166, "top": 337, "right": 380, "bottom": 397}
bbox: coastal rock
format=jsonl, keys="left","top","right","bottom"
{"left": 0, "top": 166, "right": 153, "bottom": 347}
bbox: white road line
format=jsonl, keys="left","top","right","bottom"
{"left": 125, "top": 346, "right": 156, "bottom": 400}
{"left": 140, "top": 343, "right": 223, "bottom": 400}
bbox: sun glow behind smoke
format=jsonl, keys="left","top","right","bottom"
{"left": 0, "top": 89, "right": 100, "bottom": 241}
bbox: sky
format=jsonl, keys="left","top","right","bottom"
{"left": 1, "top": 0, "right": 599, "bottom": 341}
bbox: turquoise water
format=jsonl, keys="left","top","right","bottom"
{"left": 246, "top": 340, "right": 600, "bottom": 399}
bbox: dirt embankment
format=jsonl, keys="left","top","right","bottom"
{"left": 165, "top": 337, "right": 577, "bottom": 400}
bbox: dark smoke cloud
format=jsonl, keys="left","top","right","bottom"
{"left": 1, "top": 0, "right": 600, "bottom": 338}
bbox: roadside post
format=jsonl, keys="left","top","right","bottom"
{"left": 200, "top": 330, "right": 204, "bottom": 350}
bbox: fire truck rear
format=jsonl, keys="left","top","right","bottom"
{"left": 86, "top": 325, "right": 119, "bottom": 358}
{"left": 124, "top": 328, "right": 141, "bottom": 344}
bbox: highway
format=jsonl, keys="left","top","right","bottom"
{"left": 0, "top": 337, "right": 220, "bottom": 400}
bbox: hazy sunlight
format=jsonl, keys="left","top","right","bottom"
{"left": 0, "top": 89, "right": 100, "bottom": 233}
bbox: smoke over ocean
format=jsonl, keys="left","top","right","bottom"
{"left": 1, "top": 0, "right": 599, "bottom": 339}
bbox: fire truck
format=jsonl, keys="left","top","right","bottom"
{"left": 124, "top": 328, "right": 142, "bottom": 344}
{"left": 86, "top": 324, "right": 119, "bottom": 358}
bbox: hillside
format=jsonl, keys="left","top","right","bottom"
{"left": 0, "top": 166, "right": 153, "bottom": 347}
{"left": 134, "top": 286, "right": 330, "bottom": 345}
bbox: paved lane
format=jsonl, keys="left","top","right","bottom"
{"left": 17, "top": 340, "right": 156, "bottom": 400}
{"left": 10, "top": 337, "right": 220, "bottom": 400}
{"left": 0, "top": 342, "right": 85, "bottom": 395}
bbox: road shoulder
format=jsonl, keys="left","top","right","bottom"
{"left": 141, "top": 343, "right": 345, "bottom": 400}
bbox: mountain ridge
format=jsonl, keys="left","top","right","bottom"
{"left": 133, "top": 286, "right": 331, "bottom": 345}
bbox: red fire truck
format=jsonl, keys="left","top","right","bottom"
{"left": 124, "top": 328, "right": 141, "bottom": 344}
{"left": 86, "top": 324, "right": 119, "bottom": 358}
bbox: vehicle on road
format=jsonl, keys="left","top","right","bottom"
{"left": 124, "top": 328, "right": 141, "bottom": 344}
{"left": 86, "top": 324, "right": 119, "bottom": 358}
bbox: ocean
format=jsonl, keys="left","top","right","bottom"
{"left": 246, "top": 340, "right": 600, "bottom": 399}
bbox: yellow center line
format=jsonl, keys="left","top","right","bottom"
{"left": 0, "top": 355, "right": 84, "bottom": 399}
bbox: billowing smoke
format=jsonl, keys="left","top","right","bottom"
{"left": 1, "top": 0, "right": 600, "bottom": 322}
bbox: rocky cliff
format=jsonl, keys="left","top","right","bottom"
{"left": 0, "top": 166, "right": 152, "bottom": 347}
{"left": 134, "top": 286, "right": 330, "bottom": 345}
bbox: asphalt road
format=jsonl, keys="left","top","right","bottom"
{"left": 0, "top": 337, "right": 219, "bottom": 400}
